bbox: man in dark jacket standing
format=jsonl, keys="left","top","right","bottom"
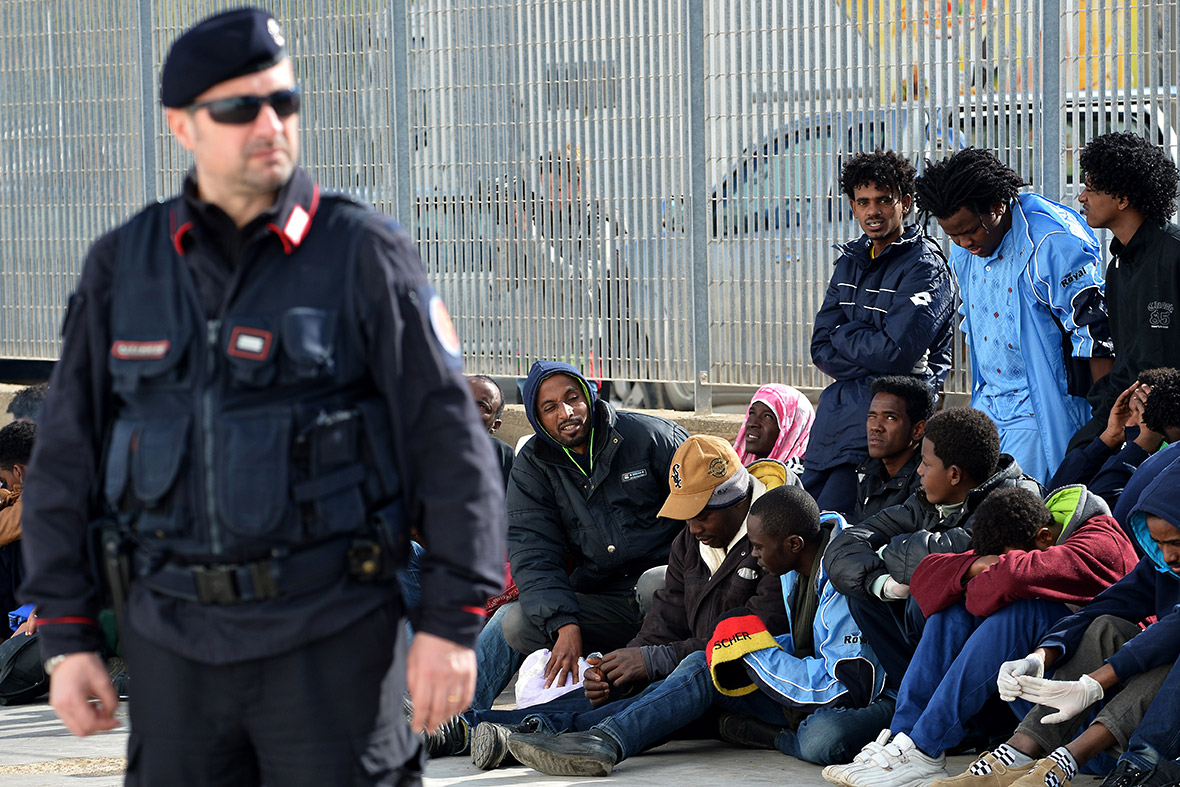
{"left": 18, "top": 9, "right": 505, "bottom": 785}
{"left": 805, "top": 150, "right": 955, "bottom": 517}
{"left": 501, "top": 361, "right": 688, "bottom": 688}
{"left": 1071, "top": 132, "right": 1180, "bottom": 449}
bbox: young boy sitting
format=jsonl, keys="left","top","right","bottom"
{"left": 824, "top": 408, "right": 1043, "bottom": 692}
{"left": 933, "top": 456, "right": 1180, "bottom": 787}
{"left": 824, "top": 486, "right": 1138, "bottom": 787}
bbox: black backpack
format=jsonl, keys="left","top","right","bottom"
{"left": 0, "top": 632, "right": 48, "bottom": 705}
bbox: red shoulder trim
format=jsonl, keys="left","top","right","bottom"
{"left": 35, "top": 616, "right": 99, "bottom": 627}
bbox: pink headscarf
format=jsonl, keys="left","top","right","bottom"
{"left": 733, "top": 384, "right": 815, "bottom": 466}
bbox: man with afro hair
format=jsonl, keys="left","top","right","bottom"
{"left": 1072, "top": 132, "right": 1180, "bottom": 448}
{"left": 915, "top": 148, "right": 1114, "bottom": 485}
{"left": 825, "top": 407, "right": 1043, "bottom": 697}
{"left": 804, "top": 149, "right": 955, "bottom": 519}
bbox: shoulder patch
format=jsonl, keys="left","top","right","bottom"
{"left": 429, "top": 294, "right": 462, "bottom": 358}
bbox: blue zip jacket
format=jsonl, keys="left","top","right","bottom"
{"left": 952, "top": 193, "right": 1113, "bottom": 480}
{"left": 807, "top": 224, "right": 955, "bottom": 471}
{"left": 740, "top": 513, "right": 885, "bottom": 709}
{"left": 1039, "top": 457, "right": 1180, "bottom": 681}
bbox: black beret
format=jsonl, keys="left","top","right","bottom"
{"left": 160, "top": 7, "right": 287, "bottom": 108}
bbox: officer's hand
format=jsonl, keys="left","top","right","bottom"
{"left": 600, "top": 647, "right": 648, "bottom": 688}
{"left": 543, "top": 623, "right": 582, "bottom": 688}
{"left": 48, "top": 652, "right": 120, "bottom": 737}
{"left": 405, "top": 632, "right": 476, "bottom": 734}
{"left": 583, "top": 654, "right": 612, "bottom": 707}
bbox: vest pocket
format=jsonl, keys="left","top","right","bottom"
{"left": 281, "top": 308, "right": 337, "bottom": 382}
{"left": 108, "top": 332, "right": 189, "bottom": 393}
{"left": 216, "top": 413, "right": 291, "bottom": 538}
{"left": 294, "top": 410, "right": 367, "bottom": 539}
{"left": 104, "top": 415, "right": 193, "bottom": 537}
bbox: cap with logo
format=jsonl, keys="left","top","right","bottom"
{"left": 657, "top": 435, "right": 751, "bottom": 520}
{"left": 160, "top": 7, "right": 288, "bottom": 108}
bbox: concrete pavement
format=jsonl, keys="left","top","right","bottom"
{"left": 0, "top": 700, "right": 1105, "bottom": 786}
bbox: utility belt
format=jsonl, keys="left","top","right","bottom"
{"left": 131, "top": 535, "right": 399, "bottom": 605}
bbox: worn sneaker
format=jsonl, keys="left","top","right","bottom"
{"left": 717, "top": 711, "right": 783, "bottom": 750}
{"left": 424, "top": 716, "right": 469, "bottom": 758}
{"left": 508, "top": 729, "right": 621, "bottom": 777}
{"left": 470, "top": 721, "right": 534, "bottom": 770}
{"left": 1009, "top": 757, "right": 1072, "bottom": 787}
{"left": 930, "top": 752, "right": 1034, "bottom": 787}
{"left": 841, "top": 732, "right": 949, "bottom": 787}
{"left": 1100, "top": 758, "right": 1180, "bottom": 787}
{"left": 823, "top": 729, "right": 893, "bottom": 785}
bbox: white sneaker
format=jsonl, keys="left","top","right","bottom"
{"left": 822, "top": 729, "right": 893, "bottom": 785}
{"left": 842, "top": 732, "right": 948, "bottom": 787}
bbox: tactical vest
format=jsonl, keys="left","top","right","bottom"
{"left": 101, "top": 198, "right": 402, "bottom": 565}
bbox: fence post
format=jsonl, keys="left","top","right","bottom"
{"left": 1040, "top": 0, "right": 1062, "bottom": 202}
{"left": 390, "top": 0, "right": 412, "bottom": 227}
{"left": 687, "top": 0, "right": 712, "bottom": 414}
{"left": 136, "top": 0, "right": 157, "bottom": 204}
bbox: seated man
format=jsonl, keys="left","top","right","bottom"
{"left": 826, "top": 486, "right": 1138, "bottom": 787}
{"left": 934, "top": 458, "right": 1180, "bottom": 787}
{"left": 473, "top": 361, "right": 687, "bottom": 707}
{"left": 503, "top": 485, "right": 891, "bottom": 776}
{"left": 468, "top": 374, "right": 515, "bottom": 490}
{"left": 1049, "top": 369, "right": 1180, "bottom": 509}
{"left": 824, "top": 407, "right": 1042, "bottom": 690}
{"left": 427, "top": 435, "right": 791, "bottom": 765}
{"left": 0, "top": 420, "right": 34, "bottom": 627}
{"left": 854, "top": 375, "right": 935, "bottom": 524}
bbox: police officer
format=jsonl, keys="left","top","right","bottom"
{"left": 19, "top": 8, "right": 504, "bottom": 785}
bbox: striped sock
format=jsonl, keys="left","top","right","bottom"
{"left": 969, "top": 744, "right": 1033, "bottom": 775}
{"left": 1044, "top": 748, "right": 1079, "bottom": 787}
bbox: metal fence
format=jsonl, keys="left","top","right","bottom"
{"left": 2, "top": 0, "right": 1179, "bottom": 410}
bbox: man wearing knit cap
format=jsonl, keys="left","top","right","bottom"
{"left": 20, "top": 7, "right": 504, "bottom": 785}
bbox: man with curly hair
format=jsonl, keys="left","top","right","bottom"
{"left": 1072, "top": 132, "right": 1180, "bottom": 448}
{"left": 915, "top": 149, "right": 1114, "bottom": 485}
{"left": 805, "top": 150, "right": 955, "bottom": 517}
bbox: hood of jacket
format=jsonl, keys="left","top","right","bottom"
{"left": 958, "top": 453, "right": 1042, "bottom": 518}
{"left": 1045, "top": 484, "right": 1112, "bottom": 543}
{"left": 521, "top": 360, "right": 599, "bottom": 454}
{"left": 1128, "top": 457, "right": 1180, "bottom": 579}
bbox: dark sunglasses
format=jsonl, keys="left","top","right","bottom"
{"left": 187, "top": 87, "right": 301, "bottom": 125}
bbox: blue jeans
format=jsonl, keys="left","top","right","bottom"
{"left": 471, "top": 605, "right": 525, "bottom": 710}
{"left": 892, "top": 599, "right": 1069, "bottom": 756}
{"left": 1113, "top": 656, "right": 1180, "bottom": 772}
{"left": 466, "top": 650, "right": 892, "bottom": 765}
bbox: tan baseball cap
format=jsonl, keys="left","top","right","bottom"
{"left": 658, "top": 435, "right": 750, "bottom": 520}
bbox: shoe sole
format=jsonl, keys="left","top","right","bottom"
{"left": 470, "top": 724, "right": 513, "bottom": 771}
{"left": 507, "top": 737, "right": 614, "bottom": 777}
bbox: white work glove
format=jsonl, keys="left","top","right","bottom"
{"left": 910, "top": 349, "right": 930, "bottom": 375}
{"left": 1016, "top": 673, "right": 1104, "bottom": 723}
{"left": 882, "top": 577, "right": 911, "bottom": 600}
{"left": 997, "top": 653, "right": 1045, "bottom": 701}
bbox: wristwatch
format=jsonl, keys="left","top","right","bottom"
{"left": 42, "top": 654, "right": 70, "bottom": 675}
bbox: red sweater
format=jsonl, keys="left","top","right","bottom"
{"left": 910, "top": 514, "right": 1139, "bottom": 619}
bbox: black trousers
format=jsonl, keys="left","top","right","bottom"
{"left": 124, "top": 602, "right": 422, "bottom": 787}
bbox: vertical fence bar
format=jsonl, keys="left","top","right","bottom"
{"left": 1041, "top": 0, "right": 1062, "bottom": 201}
{"left": 136, "top": 0, "right": 157, "bottom": 204}
{"left": 390, "top": 0, "right": 411, "bottom": 226}
{"left": 687, "top": 0, "right": 710, "bottom": 413}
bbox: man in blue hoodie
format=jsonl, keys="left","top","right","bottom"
{"left": 933, "top": 459, "right": 1180, "bottom": 787}
{"left": 501, "top": 362, "right": 687, "bottom": 688}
